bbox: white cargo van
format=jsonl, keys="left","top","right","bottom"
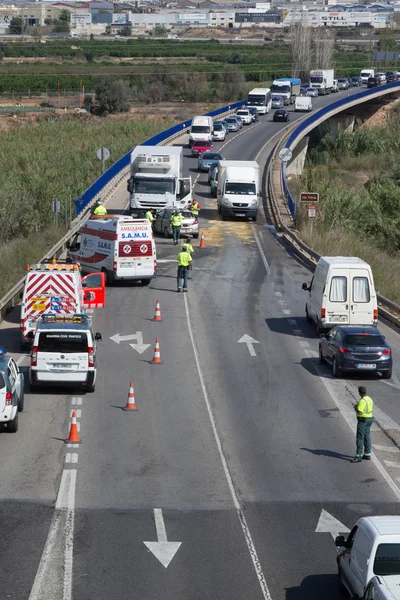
{"left": 364, "top": 576, "right": 400, "bottom": 600}
{"left": 189, "top": 116, "right": 213, "bottom": 146}
{"left": 295, "top": 96, "right": 312, "bottom": 112}
{"left": 67, "top": 215, "right": 156, "bottom": 286}
{"left": 360, "top": 68, "right": 375, "bottom": 84}
{"left": 302, "top": 256, "right": 378, "bottom": 334}
{"left": 336, "top": 516, "right": 400, "bottom": 600}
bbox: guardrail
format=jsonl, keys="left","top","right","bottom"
{"left": 0, "top": 100, "right": 246, "bottom": 323}
{"left": 267, "top": 84, "right": 400, "bottom": 330}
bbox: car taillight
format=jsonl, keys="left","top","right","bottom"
{"left": 194, "top": 218, "right": 198, "bottom": 224}
{"left": 31, "top": 345, "right": 38, "bottom": 366}
{"left": 373, "top": 309, "right": 378, "bottom": 321}
{"left": 5, "top": 392, "right": 12, "bottom": 406}
{"left": 382, "top": 349, "right": 391, "bottom": 355}
{"left": 88, "top": 347, "right": 94, "bottom": 368}
{"left": 321, "top": 308, "right": 326, "bottom": 320}
{"left": 113, "top": 261, "right": 117, "bottom": 272}
{"left": 338, "top": 346, "right": 351, "bottom": 354}
{"left": 154, "top": 259, "right": 157, "bottom": 271}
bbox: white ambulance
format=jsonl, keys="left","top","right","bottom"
{"left": 67, "top": 215, "right": 156, "bottom": 286}
{"left": 20, "top": 259, "right": 105, "bottom": 351}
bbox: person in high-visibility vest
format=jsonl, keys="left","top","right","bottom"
{"left": 176, "top": 246, "right": 192, "bottom": 292}
{"left": 93, "top": 199, "right": 107, "bottom": 216}
{"left": 190, "top": 199, "right": 200, "bottom": 218}
{"left": 170, "top": 210, "right": 185, "bottom": 246}
{"left": 352, "top": 386, "right": 374, "bottom": 463}
{"left": 182, "top": 242, "right": 194, "bottom": 279}
{"left": 145, "top": 210, "right": 155, "bottom": 226}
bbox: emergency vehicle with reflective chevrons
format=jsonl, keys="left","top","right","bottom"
{"left": 20, "top": 259, "right": 105, "bottom": 350}
{"left": 67, "top": 215, "right": 156, "bottom": 286}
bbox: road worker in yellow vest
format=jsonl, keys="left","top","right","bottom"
{"left": 176, "top": 246, "right": 192, "bottom": 292}
{"left": 145, "top": 210, "right": 155, "bottom": 228}
{"left": 170, "top": 209, "right": 185, "bottom": 246}
{"left": 352, "top": 386, "right": 374, "bottom": 463}
{"left": 182, "top": 242, "right": 194, "bottom": 279}
{"left": 93, "top": 199, "right": 107, "bottom": 216}
{"left": 190, "top": 199, "right": 200, "bottom": 218}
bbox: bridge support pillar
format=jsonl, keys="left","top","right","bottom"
{"left": 287, "top": 136, "right": 309, "bottom": 177}
{"left": 327, "top": 113, "right": 356, "bottom": 139}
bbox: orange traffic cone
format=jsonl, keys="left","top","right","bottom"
{"left": 124, "top": 381, "right": 137, "bottom": 411}
{"left": 152, "top": 338, "right": 162, "bottom": 364}
{"left": 153, "top": 299, "right": 162, "bottom": 322}
{"left": 66, "top": 411, "right": 80, "bottom": 444}
{"left": 199, "top": 232, "right": 205, "bottom": 249}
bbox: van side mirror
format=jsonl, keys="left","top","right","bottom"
{"left": 302, "top": 282, "right": 309, "bottom": 291}
{"left": 20, "top": 292, "right": 23, "bottom": 300}
{"left": 27, "top": 331, "right": 34, "bottom": 340}
{"left": 127, "top": 179, "right": 133, "bottom": 194}
{"left": 95, "top": 332, "right": 102, "bottom": 341}
{"left": 335, "top": 535, "right": 347, "bottom": 548}
{"left": 66, "top": 242, "right": 71, "bottom": 250}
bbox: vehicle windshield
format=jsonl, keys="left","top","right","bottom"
{"left": 203, "top": 153, "right": 221, "bottom": 161}
{"left": 310, "top": 76, "right": 323, "bottom": 84}
{"left": 191, "top": 125, "right": 210, "bottom": 134}
{"left": 248, "top": 94, "right": 265, "bottom": 106}
{"left": 237, "top": 111, "right": 248, "bottom": 116}
{"left": 361, "top": 72, "right": 371, "bottom": 77}
{"left": 374, "top": 544, "right": 400, "bottom": 576}
{"left": 214, "top": 124, "right": 223, "bottom": 131}
{"left": 225, "top": 182, "right": 256, "bottom": 195}
{"left": 38, "top": 332, "right": 89, "bottom": 353}
{"left": 338, "top": 79, "right": 347, "bottom": 83}
{"left": 133, "top": 177, "right": 175, "bottom": 195}
{"left": 344, "top": 334, "right": 386, "bottom": 347}
{"left": 226, "top": 118, "right": 236, "bottom": 123}
{"left": 271, "top": 84, "right": 290, "bottom": 93}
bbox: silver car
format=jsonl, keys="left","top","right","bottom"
{"left": 224, "top": 117, "right": 241, "bottom": 132}
{"left": 198, "top": 151, "right": 223, "bottom": 172}
{"left": 154, "top": 208, "right": 199, "bottom": 239}
{"left": 212, "top": 123, "right": 226, "bottom": 141}
{"left": 337, "top": 78, "right": 350, "bottom": 90}
{"left": 306, "top": 88, "right": 318, "bottom": 98}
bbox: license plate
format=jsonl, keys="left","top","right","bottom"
{"left": 357, "top": 364, "right": 376, "bottom": 370}
{"left": 52, "top": 364, "right": 74, "bottom": 368}
{"left": 120, "top": 263, "right": 134, "bottom": 269}
{"left": 235, "top": 213, "right": 246, "bottom": 217}
{"left": 330, "top": 316, "right": 346, "bottom": 322}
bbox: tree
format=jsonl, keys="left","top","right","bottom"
{"left": 59, "top": 9, "right": 71, "bottom": 22}
{"left": 9, "top": 16, "right": 22, "bottom": 35}
{"left": 289, "top": 15, "right": 312, "bottom": 80}
{"left": 312, "top": 28, "right": 334, "bottom": 70}
{"left": 105, "top": 24, "right": 111, "bottom": 35}
{"left": 219, "top": 66, "right": 246, "bottom": 101}
{"left": 53, "top": 19, "right": 70, "bottom": 33}
{"left": 95, "top": 76, "right": 131, "bottom": 114}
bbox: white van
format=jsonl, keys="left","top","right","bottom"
{"left": 364, "top": 576, "right": 400, "bottom": 600}
{"left": 189, "top": 116, "right": 213, "bottom": 147}
{"left": 302, "top": 256, "right": 378, "bottom": 334}
{"left": 360, "top": 68, "right": 375, "bottom": 84}
{"left": 67, "top": 215, "right": 156, "bottom": 286}
{"left": 295, "top": 96, "right": 312, "bottom": 112}
{"left": 336, "top": 516, "right": 400, "bottom": 600}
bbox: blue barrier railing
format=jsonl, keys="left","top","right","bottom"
{"left": 282, "top": 82, "right": 400, "bottom": 218}
{"left": 75, "top": 100, "right": 246, "bottom": 216}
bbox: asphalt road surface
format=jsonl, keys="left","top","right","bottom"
{"left": 1, "top": 86, "right": 400, "bottom": 600}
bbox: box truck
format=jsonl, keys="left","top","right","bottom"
{"left": 310, "top": 69, "right": 335, "bottom": 95}
{"left": 217, "top": 160, "right": 260, "bottom": 221}
{"left": 270, "top": 78, "right": 301, "bottom": 105}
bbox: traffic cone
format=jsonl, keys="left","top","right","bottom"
{"left": 124, "top": 381, "right": 137, "bottom": 411}
{"left": 65, "top": 411, "right": 80, "bottom": 444}
{"left": 152, "top": 338, "right": 162, "bottom": 364}
{"left": 153, "top": 299, "right": 162, "bottom": 322}
{"left": 199, "top": 232, "right": 205, "bottom": 249}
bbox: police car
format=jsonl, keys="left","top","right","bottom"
{"left": 29, "top": 314, "right": 102, "bottom": 392}
{"left": 0, "top": 349, "right": 24, "bottom": 433}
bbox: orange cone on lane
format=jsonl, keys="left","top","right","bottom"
{"left": 153, "top": 299, "right": 163, "bottom": 322}
{"left": 66, "top": 411, "right": 80, "bottom": 444}
{"left": 152, "top": 338, "right": 162, "bottom": 364}
{"left": 199, "top": 233, "right": 205, "bottom": 249}
{"left": 124, "top": 381, "right": 137, "bottom": 411}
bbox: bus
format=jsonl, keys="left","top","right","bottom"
{"left": 247, "top": 88, "right": 272, "bottom": 115}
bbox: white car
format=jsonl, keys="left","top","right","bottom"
{"left": 235, "top": 109, "right": 252, "bottom": 125}
{"left": 0, "top": 349, "right": 24, "bottom": 433}
{"left": 212, "top": 123, "right": 226, "bottom": 141}
{"left": 376, "top": 73, "right": 386, "bottom": 83}
{"left": 29, "top": 314, "right": 102, "bottom": 393}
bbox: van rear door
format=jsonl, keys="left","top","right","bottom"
{"left": 350, "top": 269, "right": 375, "bottom": 325}
{"left": 81, "top": 272, "right": 106, "bottom": 308}
{"left": 326, "top": 268, "right": 350, "bottom": 325}
{"left": 36, "top": 331, "right": 89, "bottom": 380}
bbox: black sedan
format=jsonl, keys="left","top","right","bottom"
{"left": 319, "top": 326, "right": 392, "bottom": 379}
{"left": 273, "top": 109, "right": 290, "bottom": 123}
{"left": 351, "top": 76, "right": 362, "bottom": 87}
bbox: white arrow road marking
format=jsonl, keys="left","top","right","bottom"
{"left": 110, "top": 332, "right": 151, "bottom": 353}
{"left": 238, "top": 334, "right": 260, "bottom": 357}
{"left": 315, "top": 509, "right": 350, "bottom": 541}
{"left": 144, "top": 509, "right": 182, "bottom": 568}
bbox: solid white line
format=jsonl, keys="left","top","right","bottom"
{"left": 183, "top": 294, "right": 272, "bottom": 600}
{"left": 56, "top": 469, "right": 77, "bottom": 510}
{"left": 374, "top": 445, "right": 400, "bottom": 454}
{"left": 154, "top": 508, "right": 167, "bottom": 542}
{"left": 253, "top": 227, "right": 271, "bottom": 275}
{"left": 28, "top": 514, "right": 62, "bottom": 600}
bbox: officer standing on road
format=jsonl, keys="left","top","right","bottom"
{"left": 145, "top": 209, "right": 155, "bottom": 229}
{"left": 170, "top": 209, "right": 184, "bottom": 246}
{"left": 182, "top": 241, "right": 194, "bottom": 279}
{"left": 176, "top": 245, "right": 192, "bottom": 293}
{"left": 190, "top": 198, "right": 200, "bottom": 218}
{"left": 352, "top": 386, "right": 374, "bottom": 463}
{"left": 93, "top": 199, "right": 107, "bottom": 216}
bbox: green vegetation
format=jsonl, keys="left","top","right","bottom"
{"left": 0, "top": 114, "right": 175, "bottom": 297}
{"left": 292, "top": 116, "right": 400, "bottom": 303}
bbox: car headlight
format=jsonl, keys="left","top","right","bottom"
{"left": 223, "top": 198, "right": 230, "bottom": 206}
{"left": 251, "top": 199, "right": 258, "bottom": 206}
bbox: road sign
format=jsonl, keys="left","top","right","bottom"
{"left": 278, "top": 147, "right": 292, "bottom": 162}
{"left": 52, "top": 200, "right": 61, "bottom": 213}
{"left": 308, "top": 204, "right": 317, "bottom": 218}
{"left": 97, "top": 146, "right": 110, "bottom": 173}
{"left": 300, "top": 192, "right": 319, "bottom": 203}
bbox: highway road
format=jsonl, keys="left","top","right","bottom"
{"left": 1, "top": 85, "right": 400, "bottom": 600}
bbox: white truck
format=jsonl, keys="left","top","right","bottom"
{"left": 127, "top": 146, "right": 192, "bottom": 216}
{"left": 310, "top": 69, "right": 335, "bottom": 95}
{"left": 217, "top": 160, "right": 260, "bottom": 221}
{"left": 360, "top": 68, "right": 375, "bottom": 83}
{"left": 270, "top": 78, "right": 301, "bottom": 105}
